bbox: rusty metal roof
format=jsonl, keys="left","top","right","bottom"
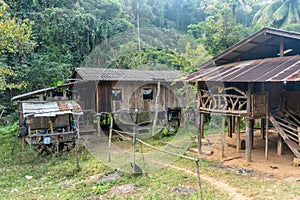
{"left": 183, "top": 55, "right": 300, "bottom": 82}
{"left": 22, "top": 100, "right": 83, "bottom": 117}
{"left": 201, "top": 27, "right": 300, "bottom": 68}
{"left": 74, "top": 68, "right": 181, "bottom": 82}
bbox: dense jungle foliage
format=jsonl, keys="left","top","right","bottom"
{"left": 1, "top": 0, "right": 300, "bottom": 122}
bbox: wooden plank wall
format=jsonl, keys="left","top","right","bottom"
{"left": 284, "top": 90, "right": 300, "bottom": 114}
{"left": 106, "top": 81, "right": 180, "bottom": 112}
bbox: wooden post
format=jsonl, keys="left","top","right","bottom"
{"left": 197, "top": 84, "right": 202, "bottom": 156}
{"left": 232, "top": 116, "right": 235, "bottom": 133}
{"left": 221, "top": 115, "right": 226, "bottom": 158}
{"left": 265, "top": 116, "right": 269, "bottom": 159}
{"left": 277, "top": 133, "right": 282, "bottom": 156}
{"left": 265, "top": 92, "right": 269, "bottom": 160}
{"left": 108, "top": 115, "right": 113, "bottom": 161}
{"left": 246, "top": 83, "right": 253, "bottom": 162}
{"left": 261, "top": 118, "right": 265, "bottom": 139}
{"left": 75, "top": 139, "right": 80, "bottom": 171}
{"left": 96, "top": 82, "right": 99, "bottom": 113}
{"left": 195, "top": 160, "right": 203, "bottom": 200}
{"left": 97, "top": 115, "right": 101, "bottom": 136}
{"left": 298, "top": 127, "right": 300, "bottom": 146}
{"left": 228, "top": 116, "right": 232, "bottom": 138}
{"left": 152, "top": 81, "right": 161, "bottom": 135}
{"left": 132, "top": 126, "right": 136, "bottom": 174}
{"left": 261, "top": 82, "right": 266, "bottom": 139}
{"left": 237, "top": 117, "right": 241, "bottom": 152}
{"left": 251, "top": 119, "right": 254, "bottom": 149}
{"left": 279, "top": 38, "right": 284, "bottom": 57}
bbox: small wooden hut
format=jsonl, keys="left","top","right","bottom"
{"left": 71, "top": 68, "right": 185, "bottom": 133}
{"left": 183, "top": 28, "right": 300, "bottom": 162}
{"left": 11, "top": 83, "right": 83, "bottom": 153}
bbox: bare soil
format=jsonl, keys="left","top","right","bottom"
{"left": 202, "top": 130, "right": 300, "bottom": 180}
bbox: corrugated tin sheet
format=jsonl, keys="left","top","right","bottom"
{"left": 183, "top": 55, "right": 300, "bottom": 82}
{"left": 75, "top": 68, "right": 181, "bottom": 82}
{"left": 11, "top": 81, "right": 83, "bottom": 102}
{"left": 22, "top": 100, "right": 83, "bottom": 117}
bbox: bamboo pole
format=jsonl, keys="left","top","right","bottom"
{"left": 195, "top": 160, "right": 203, "bottom": 200}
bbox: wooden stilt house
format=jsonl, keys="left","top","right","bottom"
{"left": 183, "top": 28, "right": 300, "bottom": 162}
{"left": 71, "top": 68, "right": 184, "bottom": 134}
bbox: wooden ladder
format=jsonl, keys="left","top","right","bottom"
{"left": 269, "top": 110, "right": 300, "bottom": 159}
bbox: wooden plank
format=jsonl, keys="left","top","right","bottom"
{"left": 222, "top": 156, "right": 241, "bottom": 162}
{"left": 293, "top": 158, "right": 300, "bottom": 166}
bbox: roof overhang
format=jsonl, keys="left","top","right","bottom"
{"left": 201, "top": 27, "right": 300, "bottom": 68}
{"left": 183, "top": 55, "right": 300, "bottom": 82}
{"left": 11, "top": 81, "right": 84, "bottom": 102}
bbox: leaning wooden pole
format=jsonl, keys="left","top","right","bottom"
{"left": 195, "top": 160, "right": 203, "bottom": 200}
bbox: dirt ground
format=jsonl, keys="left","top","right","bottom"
{"left": 202, "top": 130, "right": 300, "bottom": 180}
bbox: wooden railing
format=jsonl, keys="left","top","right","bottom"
{"left": 199, "top": 86, "right": 248, "bottom": 115}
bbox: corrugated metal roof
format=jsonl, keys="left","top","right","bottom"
{"left": 183, "top": 55, "right": 300, "bottom": 82}
{"left": 22, "top": 100, "right": 83, "bottom": 117}
{"left": 11, "top": 81, "right": 83, "bottom": 102}
{"left": 200, "top": 27, "right": 300, "bottom": 68}
{"left": 74, "top": 68, "right": 181, "bottom": 82}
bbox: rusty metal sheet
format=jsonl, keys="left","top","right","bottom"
{"left": 184, "top": 55, "right": 300, "bottom": 82}
{"left": 22, "top": 100, "right": 83, "bottom": 117}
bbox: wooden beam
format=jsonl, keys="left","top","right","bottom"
{"left": 96, "top": 82, "right": 99, "bottom": 113}
{"left": 228, "top": 116, "right": 233, "bottom": 138}
{"left": 277, "top": 133, "right": 283, "bottom": 156}
{"left": 246, "top": 83, "right": 253, "bottom": 162}
{"left": 221, "top": 115, "right": 226, "bottom": 158}
{"left": 237, "top": 117, "right": 241, "bottom": 152}
{"left": 265, "top": 115, "right": 269, "bottom": 160}
{"left": 279, "top": 38, "right": 284, "bottom": 57}
{"left": 152, "top": 81, "right": 160, "bottom": 135}
{"left": 197, "top": 84, "right": 202, "bottom": 156}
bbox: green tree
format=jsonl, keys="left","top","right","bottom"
{"left": 188, "top": 0, "right": 251, "bottom": 56}
{"left": 0, "top": 0, "right": 34, "bottom": 112}
{"left": 253, "top": 0, "right": 300, "bottom": 28}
